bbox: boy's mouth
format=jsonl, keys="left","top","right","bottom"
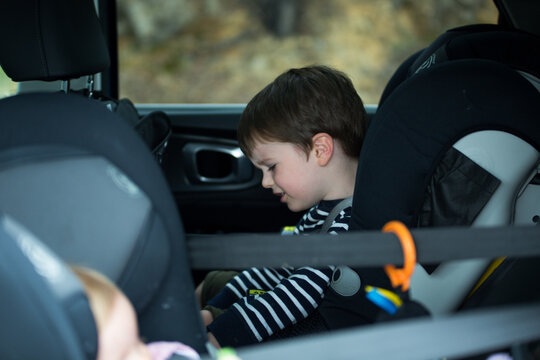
{"left": 275, "top": 192, "right": 286, "bottom": 202}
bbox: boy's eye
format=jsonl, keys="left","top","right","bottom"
{"left": 268, "top": 164, "right": 276, "bottom": 172}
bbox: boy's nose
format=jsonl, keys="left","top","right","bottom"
{"left": 261, "top": 171, "right": 273, "bottom": 188}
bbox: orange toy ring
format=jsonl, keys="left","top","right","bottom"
{"left": 382, "top": 221, "right": 416, "bottom": 292}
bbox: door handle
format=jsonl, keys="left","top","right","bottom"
{"left": 182, "top": 142, "right": 253, "bottom": 184}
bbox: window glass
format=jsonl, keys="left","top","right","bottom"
{"left": 117, "top": 0, "right": 497, "bottom": 104}
{"left": 0, "top": 68, "right": 17, "bottom": 98}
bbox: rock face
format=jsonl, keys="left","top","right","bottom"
{"left": 118, "top": 0, "right": 198, "bottom": 46}
{"left": 116, "top": 0, "right": 497, "bottom": 104}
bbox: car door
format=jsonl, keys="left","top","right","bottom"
{"left": 139, "top": 103, "right": 302, "bottom": 234}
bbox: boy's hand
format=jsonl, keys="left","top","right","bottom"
{"left": 201, "top": 309, "right": 214, "bottom": 326}
{"left": 207, "top": 331, "right": 221, "bottom": 349}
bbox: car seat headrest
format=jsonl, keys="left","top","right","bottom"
{"left": 0, "top": 0, "right": 110, "bottom": 81}
{"left": 411, "top": 28, "right": 540, "bottom": 78}
{"left": 380, "top": 25, "right": 540, "bottom": 105}
{"left": 351, "top": 59, "right": 540, "bottom": 231}
{"left": 0, "top": 213, "right": 98, "bottom": 360}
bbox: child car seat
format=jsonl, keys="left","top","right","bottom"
{"left": 0, "top": 92, "right": 208, "bottom": 352}
{"left": 349, "top": 26, "right": 540, "bottom": 315}
{"left": 0, "top": 213, "right": 98, "bottom": 360}
{"left": 0, "top": 0, "right": 195, "bottom": 348}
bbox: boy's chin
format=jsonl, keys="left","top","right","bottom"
{"left": 286, "top": 201, "right": 312, "bottom": 213}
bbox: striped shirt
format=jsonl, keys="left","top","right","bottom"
{"left": 207, "top": 199, "right": 352, "bottom": 347}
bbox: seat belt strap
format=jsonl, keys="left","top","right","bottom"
{"left": 320, "top": 197, "right": 353, "bottom": 233}
{"left": 187, "top": 225, "right": 540, "bottom": 269}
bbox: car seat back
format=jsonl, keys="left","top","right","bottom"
{"left": 0, "top": 93, "right": 207, "bottom": 352}
{"left": 0, "top": 213, "right": 97, "bottom": 360}
{"left": 0, "top": 0, "right": 171, "bottom": 162}
{"left": 351, "top": 27, "right": 540, "bottom": 315}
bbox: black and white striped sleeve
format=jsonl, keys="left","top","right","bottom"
{"left": 208, "top": 265, "right": 334, "bottom": 346}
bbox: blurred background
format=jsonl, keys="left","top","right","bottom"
{"left": 0, "top": 0, "right": 497, "bottom": 104}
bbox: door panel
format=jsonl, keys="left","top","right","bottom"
{"left": 138, "top": 104, "right": 302, "bottom": 234}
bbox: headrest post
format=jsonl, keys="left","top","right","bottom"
{"left": 86, "top": 75, "right": 95, "bottom": 98}
{"left": 61, "top": 80, "right": 71, "bottom": 93}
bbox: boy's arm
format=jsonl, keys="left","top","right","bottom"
{"left": 207, "top": 266, "right": 294, "bottom": 309}
{"left": 207, "top": 266, "right": 334, "bottom": 347}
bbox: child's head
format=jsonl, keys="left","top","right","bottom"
{"left": 238, "top": 65, "right": 367, "bottom": 160}
{"left": 72, "top": 266, "right": 151, "bottom": 360}
{"left": 238, "top": 65, "right": 368, "bottom": 212}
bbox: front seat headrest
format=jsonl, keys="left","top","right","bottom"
{"left": 0, "top": 213, "right": 98, "bottom": 360}
{"left": 0, "top": 0, "right": 110, "bottom": 81}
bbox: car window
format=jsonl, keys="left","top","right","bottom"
{"left": 0, "top": 67, "right": 17, "bottom": 98}
{"left": 117, "top": 0, "right": 497, "bottom": 105}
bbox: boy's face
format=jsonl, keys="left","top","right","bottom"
{"left": 249, "top": 139, "right": 326, "bottom": 212}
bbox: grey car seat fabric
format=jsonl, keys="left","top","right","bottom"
{"left": 0, "top": 213, "right": 98, "bottom": 360}
{"left": 0, "top": 92, "right": 207, "bottom": 352}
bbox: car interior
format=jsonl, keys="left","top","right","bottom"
{"left": 0, "top": 0, "right": 539, "bottom": 359}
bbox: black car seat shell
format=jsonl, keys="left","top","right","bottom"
{"left": 352, "top": 60, "right": 540, "bottom": 231}
{"left": 380, "top": 24, "right": 540, "bottom": 106}
{"left": 354, "top": 25, "right": 540, "bottom": 231}
{"left": 349, "top": 27, "right": 540, "bottom": 316}
{"left": 0, "top": 92, "right": 207, "bottom": 351}
{"left": 379, "top": 24, "right": 505, "bottom": 106}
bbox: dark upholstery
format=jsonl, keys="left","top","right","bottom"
{"left": 0, "top": 93, "right": 207, "bottom": 352}
{"left": 352, "top": 27, "right": 540, "bottom": 232}
{"left": 0, "top": 0, "right": 190, "bottom": 350}
{"left": 379, "top": 25, "right": 540, "bottom": 105}
{"left": 346, "top": 25, "right": 540, "bottom": 318}
{"left": 0, "top": 0, "right": 110, "bottom": 81}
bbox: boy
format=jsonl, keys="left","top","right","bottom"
{"left": 202, "top": 65, "right": 368, "bottom": 348}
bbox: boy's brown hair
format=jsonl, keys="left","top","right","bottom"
{"left": 238, "top": 65, "right": 368, "bottom": 159}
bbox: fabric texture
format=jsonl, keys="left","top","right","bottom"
{"left": 207, "top": 199, "right": 351, "bottom": 347}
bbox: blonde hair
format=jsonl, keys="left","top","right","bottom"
{"left": 71, "top": 266, "right": 120, "bottom": 331}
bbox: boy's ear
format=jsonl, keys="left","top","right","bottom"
{"left": 312, "top": 133, "right": 334, "bottom": 166}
